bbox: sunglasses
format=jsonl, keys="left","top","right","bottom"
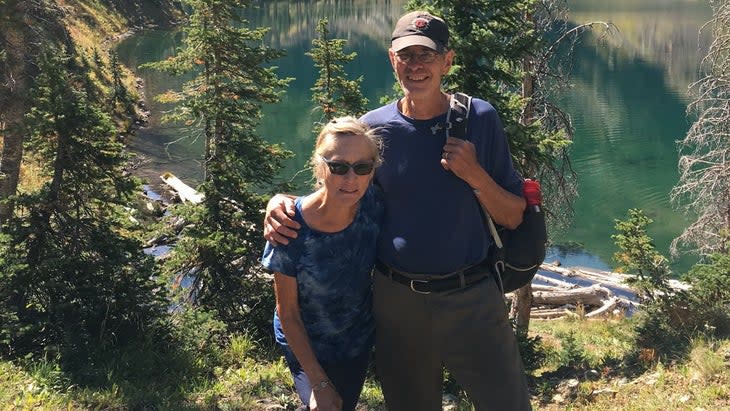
{"left": 320, "top": 156, "right": 375, "bottom": 175}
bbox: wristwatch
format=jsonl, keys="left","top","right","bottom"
{"left": 312, "top": 379, "right": 331, "bottom": 392}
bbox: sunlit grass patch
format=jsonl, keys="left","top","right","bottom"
{"left": 689, "top": 339, "right": 727, "bottom": 381}
{"left": 0, "top": 361, "right": 81, "bottom": 410}
{"left": 358, "top": 377, "right": 386, "bottom": 410}
{"left": 531, "top": 316, "right": 637, "bottom": 371}
{"left": 190, "top": 355, "right": 296, "bottom": 410}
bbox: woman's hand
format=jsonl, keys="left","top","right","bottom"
{"left": 309, "top": 383, "right": 343, "bottom": 411}
{"left": 263, "top": 194, "right": 300, "bottom": 245}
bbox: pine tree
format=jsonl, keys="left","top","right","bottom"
{"left": 143, "top": 0, "right": 292, "bottom": 335}
{"left": 0, "top": 0, "right": 61, "bottom": 223}
{"left": 671, "top": 0, "right": 730, "bottom": 256}
{"left": 0, "top": 49, "right": 167, "bottom": 361}
{"left": 307, "top": 18, "right": 368, "bottom": 125}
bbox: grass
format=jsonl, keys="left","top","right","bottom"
{"left": 528, "top": 318, "right": 730, "bottom": 410}
{"left": 0, "top": 361, "right": 82, "bottom": 410}
{"left": 2, "top": 316, "right": 728, "bottom": 410}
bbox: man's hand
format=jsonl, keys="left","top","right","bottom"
{"left": 441, "top": 136, "right": 481, "bottom": 182}
{"left": 263, "top": 194, "right": 300, "bottom": 246}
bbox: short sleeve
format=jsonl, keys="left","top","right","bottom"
{"left": 261, "top": 240, "right": 298, "bottom": 277}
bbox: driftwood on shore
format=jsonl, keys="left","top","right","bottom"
{"left": 160, "top": 172, "right": 204, "bottom": 204}
{"left": 520, "top": 282, "right": 628, "bottom": 320}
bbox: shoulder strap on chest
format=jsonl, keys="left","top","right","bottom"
{"left": 446, "top": 92, "right": 472, "bottom": 140}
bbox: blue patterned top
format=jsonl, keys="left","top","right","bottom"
{"left": 261, "top": 186, "right": 383, "bottom": 363}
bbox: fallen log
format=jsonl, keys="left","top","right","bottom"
{"left": 531, "top": 284, "right": 565, "bottom": 292}
{"left": 540, "top": 262, "right": 690, "bottom": 292}
{"left": 531, "top": 307, "right": 576, "bottom": 319}
{"left": 585, "top": 297, "right": 620, "bottom": 318}
{"left": 532, "top": 284, "right": 612, "bottom": 307}
{"left": 534, "top": 273, "right": 578, "bottom": 289}
{"left": 161, "top": 172, "right": 204, "bottom": 204}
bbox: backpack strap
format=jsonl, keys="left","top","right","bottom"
{"left": 446, "top": 92, "right": 472, "bottom": 140}
{"left": 445, "top": 92, "right": 503, "bottom": 248}
{"left": 446, "top": 92, "right": 507, "bottom": 291}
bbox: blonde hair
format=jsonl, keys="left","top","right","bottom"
{"left": 310, "top": 116, "right": 383, "bottom": 188}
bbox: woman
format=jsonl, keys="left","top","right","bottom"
{"left": 261, "top": 116, "right": 383, "bottom": 411}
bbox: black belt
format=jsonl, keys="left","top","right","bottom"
{"left": 375, "top": 260, "right": 490, "bottom": 294}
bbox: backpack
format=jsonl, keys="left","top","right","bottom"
{"left": 446, "top": 92, "right": 548, "bottom": 293}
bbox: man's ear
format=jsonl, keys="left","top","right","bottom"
{"left": 442, "top": 49, "right": 455, "bottom": 75}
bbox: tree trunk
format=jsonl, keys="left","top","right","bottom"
{"left": 0, "top": 117, "right": 25, "bottom": 222}
{"left": 0, "top": 0, "right": 37, "bottom": 223}
{"left": 510, "top": 283, "right": 533, "bottom": 331}
{"left": 511, "top": 8, "right": 537, "bottom": 330}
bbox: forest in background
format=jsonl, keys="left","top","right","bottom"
{"left": 0, "top": 0, "right": 728, "bottom": 409}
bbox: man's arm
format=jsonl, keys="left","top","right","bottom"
{"left": 442, "top": 136, "right": 525, "bottom": 229}
{"left": 263, "top": 194, "right": 301, "bottom": 246}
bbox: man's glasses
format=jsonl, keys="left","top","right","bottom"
{"left": 394, "top": 50, "right": 441, "bottom": 64}
{"left": 320, "top": 156, "right": 375, "bottom": 175}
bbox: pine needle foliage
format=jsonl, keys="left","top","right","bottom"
{"left": 612, "top": 209, "right": 672, "bottom": 302}
{"left": 307, "top": 18, "right": 368, "bottom": 126}
{"left": 671, "top": 0, "right": 730, "bottom": 256}
{"left": 142, "top": 0, "right": 293, "bottom": 336}
{"left": 0, "top": 49, "right": 168, "bottom": 363}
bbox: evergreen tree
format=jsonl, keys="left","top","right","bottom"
{"left": 671, "top": 0, "right": 730, "bottom": 256}
{"left": 612, "top": 209, "right": 672, "bottom": 302}
{"left": 0, "top": 0, "right": 66, "bottom": 223}
{"left": 143, "top": 0, "right": 292, "bottom": 335}
{"left": 307, "top": 18, "right": 368, "bottom": 125}
{"left": 0, "top": 49, "right": 167, "bottom": 362}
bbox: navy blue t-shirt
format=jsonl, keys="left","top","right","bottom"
{"left": 261, "top": 186, "right": 383, "bottom": 363}
{"left": 360, "top": 98, "right": 522, "bottom": 274}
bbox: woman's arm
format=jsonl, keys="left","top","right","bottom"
{"left": 274, "top": 273, "right": 342, "bottom": 411}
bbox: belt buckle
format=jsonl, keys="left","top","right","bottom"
{"left": 409, "top": 279, "right": 431, "bottom": 295}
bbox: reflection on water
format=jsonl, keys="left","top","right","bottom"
{"left": 117, "top": 0, "right": 711, "bottom": 274}
{"left": 556, "top": 0, "right": 710, "bottom": 273}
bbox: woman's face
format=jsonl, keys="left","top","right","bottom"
{"left": 318, "top": 134, "right": 375, "bottom": 205}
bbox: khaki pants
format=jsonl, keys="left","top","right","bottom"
{"left": 373, "top": 267, "right": 531, "bottom": 411}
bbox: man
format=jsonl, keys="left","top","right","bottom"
{"left": 265, "top": 10, "right": 531, "bottom": 410}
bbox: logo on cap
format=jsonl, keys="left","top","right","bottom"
{"left": 413, "top": 17, "right": 429, "bottom": 30}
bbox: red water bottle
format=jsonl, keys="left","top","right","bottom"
{"left": 523, "top": 179, "right": 542, "bottom": 213}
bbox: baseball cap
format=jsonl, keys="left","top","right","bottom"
{"left": 391, "top": 11, "right": 449, "bottom": 53}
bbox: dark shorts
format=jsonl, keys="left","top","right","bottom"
{"left": 280, "top": 344, "right": 370, "bottom": 411}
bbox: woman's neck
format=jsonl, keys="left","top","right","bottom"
{"left": 300, "top": 189, "right": 358, "bottom": 233}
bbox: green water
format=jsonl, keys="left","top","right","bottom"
{"left": 116, "top": 0, "right": 712, "bottom": 273}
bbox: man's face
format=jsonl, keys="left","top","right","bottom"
{"left": 389, "top": 45, "right": 454, "bottom": 98}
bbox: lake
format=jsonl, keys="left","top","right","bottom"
{"left": 116, "top": 0, "right": 712, "bottom": 274}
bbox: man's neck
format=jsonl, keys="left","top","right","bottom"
{"left": 399, "top": 91, "right": 449, "bottom": 120}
